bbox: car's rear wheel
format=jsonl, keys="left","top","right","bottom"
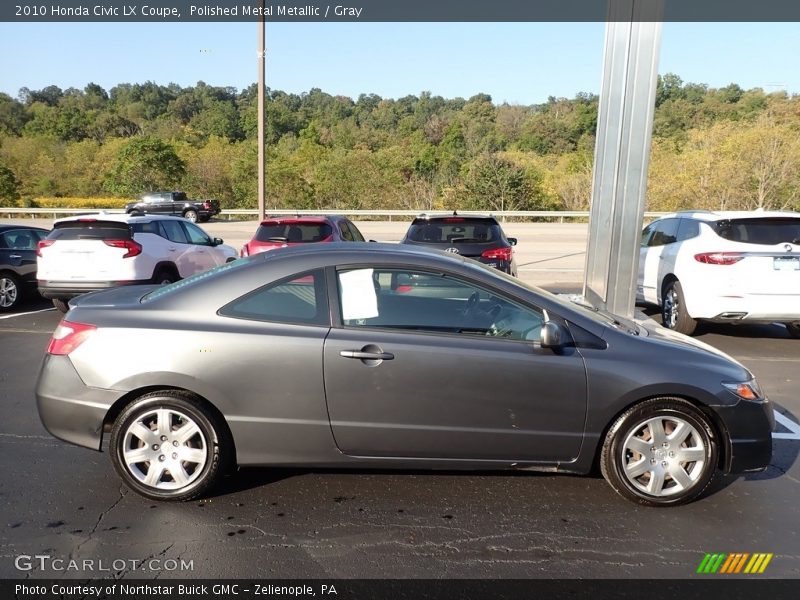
{"left": 785, "top": 322, "right": 800, "bottom": 339}
{"left": 153, "top": 267, "right": 177, "bottom": 285}
{"left": 0, "top": 272, "right": 22, "bottom": 312}
{"left": 661, "top": 279, "right": 697, "bottom": 336}
{"left": 601, "top": 398, "right": 718, "bottom": 506}
{"left": 52, "top": 298, "right": 69, "bottom": 313}
{"left": 183, "top": 209, "right": 198, "bottom": 223}
{"left": 110, "top": 391, "right": 228, "bottom": 501}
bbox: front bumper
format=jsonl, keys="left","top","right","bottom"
{"left": 36, "top": 354, "right": 119, "bottom": 451}
{"left": 711, "top": 397, "right": 774, "bottom": 474}
{"left": 38, "top": 279, "right": 150, "bottom": 300}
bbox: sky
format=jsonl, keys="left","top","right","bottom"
{"left": 1, "top": 21, "right": 799, "bottom": 104}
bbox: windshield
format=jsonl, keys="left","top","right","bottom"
{"left": 256, "top": 222, "right": 333, "bottom": 243}
{"left": 406, "top": 219, "right": 499, "bottom": 243}
{"left": 713, "top": 218, "right": 800, "bottom": 245}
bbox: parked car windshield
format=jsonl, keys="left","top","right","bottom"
{"left": 713, "top": 217, "right": 800, "bottom": 245}
{"left": 48, "top": 220, "right": 132, "bottom": 241}
{"left": 256, "top": 222, "right": 334, "bottom": 243}
{"left": 406, "top": 218, "right": 500, "bottom": 243}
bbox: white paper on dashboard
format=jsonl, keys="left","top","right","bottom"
{"left": 340, "top": 268, "right": 379, "bottom": 320}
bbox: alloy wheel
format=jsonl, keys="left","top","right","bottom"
{"left": 0, "top": 276, "right": 19, "bottom": 308}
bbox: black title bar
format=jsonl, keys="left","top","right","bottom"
{"left": 3, "top": 0, "right": 800, "bottom": 22}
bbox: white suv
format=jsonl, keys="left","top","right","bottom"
{"left": 637, "top": 210, "right": 800, "bottom": 337}
{"left": 37, "top": 213, "right": 237, "bottom": 312}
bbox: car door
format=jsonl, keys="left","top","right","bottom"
{"left": 178, "top": 221, "right": 217, "bottom": 272}
{"left": 156, "top": 219, "right": 195, "bottom": 277}
{"left": 640, "top": 218, "right": 679, "bottom": 304}
{"left": 323, "top": 266, "right": 588, "bottom": 462}
{"left": 0, "top": 228, "right": 44, "bottom": 283}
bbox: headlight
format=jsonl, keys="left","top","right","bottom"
{"left": 723, "top": 378, "right": 763, "bottom": 401}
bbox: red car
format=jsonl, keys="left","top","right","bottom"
{"left": 240, "top": 216, "right": 366, "bottom": 257}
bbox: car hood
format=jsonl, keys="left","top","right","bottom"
{"left": 635, "top": 316, "right": 749, "bottom": 374}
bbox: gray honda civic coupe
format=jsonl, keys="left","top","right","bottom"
{"left": 36, "top": 243, "right": 774, "bottom": 506}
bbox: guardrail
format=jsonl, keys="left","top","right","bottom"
{"left": 0, "top": 207, "right": 669, "bottom": 222}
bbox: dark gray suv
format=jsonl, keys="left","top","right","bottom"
{"left": 36, "top": 244, "right": 773, "bottom": 506}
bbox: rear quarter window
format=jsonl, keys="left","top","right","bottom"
{"left": 256, "top": 222, "right": 333, "bottom": 243}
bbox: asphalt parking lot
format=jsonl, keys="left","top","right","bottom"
{"left": 1, "top": 220, "right": 799, "bottom": 579}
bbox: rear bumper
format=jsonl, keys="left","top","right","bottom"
{"left": 35, "top": 354, "right": 119, "bottom": 451}
{"left": 475, "top": 257, "right": 516, "bottom": 275}
{"left": 685, "top": 290, "right": 800, "bottom": 322}
{"left": 38, "top": 280, "right": 149, "bottom": 300}
{"left": 711, "top": 397, "right": 774, "bottom": 474}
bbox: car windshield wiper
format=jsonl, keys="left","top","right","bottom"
{"left": 448, "top": 237, "right": 482, "bottom": 243}
{"left": 267, "top": 237, "right": 288, "bottom": 242}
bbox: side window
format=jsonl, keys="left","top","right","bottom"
{"left": 337, "top": 268, "right": 545, "bottom": 342}
{"left": 641, "top": 223, "right": 656, "bottom": 247}
{"left": 338, "top": 222, "right": 354, "bottom": 242}
{"left": 347, "top": 221, "right": 365, "bottom": 242}
{"left": 676, "top": 218, "right": 700, "bottom": 242}
{"left": 182, "top": 222, "right": 211, "bottom": 246}
{"left": 220, "top": 270, "right": 328, "bottom": 326}
{"left": 159, "top": 220, "right": 189, "bottom": 244}
{"left": 649, "top": 219, "right": 679, "bottom": 247}
{"left": 143, "top": 194, "right": 159, "bottom": 204}
{"left": 130, "top": 221, "right": 161, "bottom": 236}
{"left": 2, "top": 229, "right": 39, "bottom": 249}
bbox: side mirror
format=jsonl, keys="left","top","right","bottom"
{"left": 507, "top": 237, "right": 518, "bottom": 246}
{"left": 369, "top": 239, "right": 378, "bottom": 243}
{"left": 540, "top": 322, "right": 563, "bottom": 349}
{"left": 212, "top": 237, "right": 223, "bottom": 246}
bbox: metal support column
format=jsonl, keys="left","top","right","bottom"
{"left": 583, "top": 0, "right": 663, "bottom": 318}
{"left": 257, "top": 6, "right": 266, "bottom": 220}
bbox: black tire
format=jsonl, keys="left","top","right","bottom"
{"left": 128, "top": 210, "right": 143, "bottom": 217}
{"left": 786, "top": 322, "right": 800, "bottom": 339}
{"left": 0, "top": 272, "right": 23, "bottom": 312}
{"left": 183, "top": 209, "right": 198, "bottom": 223}
{"left": 152, "top": 267, "right": 177, "bottom": 285}
{"left": 109, "top": 390, "right": 229, "bottom": 502}
{"left": 52, "top": 298, "right": 70, "bottom": 313}
{"left": 661, "top": 279, "right": 697, "bottom": 336}
{"left": 601, "top": 398, "right": 718, "bottom": 506}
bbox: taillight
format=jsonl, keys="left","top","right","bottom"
{"left": 481, "top": 247, "right": 513, "bottom": 262}
{"left": 104, "top": 239, "right": 142, "bottom": 258}
{"left": 36, "top": 239, "right": 56, "bottom": 257}
{"left": 47, "top": 320, "right": 96, "bottom": 355}
{"left": 240, "top": 245, "right": 249, "bottom": 257}
{"left": 694, "top": 252, "right": 744, "bottom": 265}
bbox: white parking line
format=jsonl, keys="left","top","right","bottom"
{"left": 0, "top": 308, "right": 55, "bottom": 320}
{"left": 773, "top": 412, "right": 800, "bottom": 440}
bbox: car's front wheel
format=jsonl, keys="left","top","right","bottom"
{"left": 0, "top": 272, "right": 22, "bottom": 312}
{"left": 110, "top": 391, "right": 229, "bottom": 501}
{"left": 601, "top": 398, "right": 718, "bottom": 506}
{"left": 183, "top": 209, "right": 198, "bottom": 223}
{"left": 661, "top": 279, "right": 697, "bottom": 336}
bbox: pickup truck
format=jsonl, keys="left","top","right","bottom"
{"left": 125, "top": 191, "right": 221, "bottom": 223}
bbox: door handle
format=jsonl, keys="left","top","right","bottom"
{"left": 340, "top": 350, "right": 394, "bottom": 360}
{"left": 9, "top": 254, "right": 21, "bottom": 259}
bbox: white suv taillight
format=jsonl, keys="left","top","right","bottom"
{"left": 36, "top": 239, "right": 55, "bottom": 257}
{"left": 103, "top": 239, "right": 142, "bottom": 258}
{"left": 694, "top": 252, "right": 744, "bottom": 265}
{"left": 47, "top": 321, "right": 97, "bottom": 355}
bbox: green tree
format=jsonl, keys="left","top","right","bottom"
{"left": 105, "top": 136, "right": 185, "bottom": 196}
{"left": 0, "top": 162, "right": 20, "bottom": 205}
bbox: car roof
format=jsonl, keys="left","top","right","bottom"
{"left": 259, "top": 215, "right": 338, "bottom": 225}
{"left": 0, "top": 224, "right": 49, "bottom": 232}
{"left": 658, "top": 209, "right": 800, "bottom": 222}
{"left": 54, "top": 212, "right": 188, "bottom": 225}
{"left": 411, "top": 212, "right": 498, "bottom": 223}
